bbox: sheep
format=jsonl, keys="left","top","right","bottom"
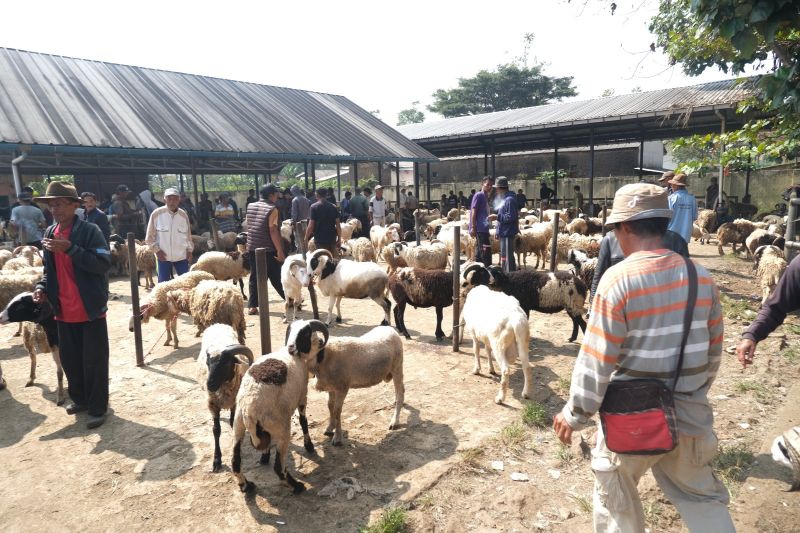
{"left": 541, "top": 209, "right": 568, "bottom": 223}
{"left": 280, "top": 255, "right": 310, "bottom": 323}
{"left": 389, "top": 266, "right": 454, "bottom": 340}
{"left": 135, "top": 242, "right": 157, "bottom": 289}
{"left": 557, "top": 233, "right": 599, "bottom": 263}
{"left": 380, "top": 244, "right": 408, "bottom": 274}
{"left": 231, "top": 319, "right": 330, "bottom": 494}
{"left": 108, "top": 234, "right": 129, "bottom": 276}
{"left": 745, "top": 229, "right": 785, "bottom": 258}
{"left": 421, "top": 218, "right": 447, "bottom": 240}
{"left": 413, "top": 208, "right": 442, "bottom": 226}
{"left": 166, "top": 280, "right": 246, "bottom": 343}
{"left": 339, "top": 218, "right": 362, "bottom": 241}
{"left": 190, "top": 234, "right": 209, "bottom": 263}
{"left": 130, "top": 270, "right": 215, "bottom": 348}
{"left": 0, "top": 292, "right": 64, "bottom": 405}
{"left": 754, "top": 245, "right": 788, "bottom": 304}
{"left": 190, "top": 250, "right": 250, "bottom": 298}
{"left": 565, "top": 218, "right": 588, "bottom": 235}
{"left": 514, "top": 223, "right": 552, "bottom": 268}
{"left": 461, "top": 264, "right": 587, "bottom": 342}
{"left": 691, "top": 223, "right": 711, "bottom": 244}
{"left": 207, "top": 231, "right": 239, "bottom": 252}
{"left": 307, "top": 249, "right": 391, "bottom": 326}
{"left": 462, "top": 285, "right": 532, "bottom": 404}
{"left": 772, "top": 427, "right": 800, "bottom": 491}
{"left": 339, "top": 237, "right": 376, "bottom": 262}
{"left": 196, "top": 323, "right": 253, "bottom": 472}
{"left": 2, "top": 246, "right": 39, "bottom": 272}
{"left": 370, "top": 223, "right": 401, "bottom": 255}
{"left": 446, "top": 207, "right": 463, "bottom": 221}
{"left": 392, "top": 241, "right": 448, "bottom": 270}
{"left": 279, "top": 221, "right": 294, "bottom": 252}
{"left": 717, "top": 219, "right": 756, "bottom": 256}
{"left": 438, "top": 222, "right": 475, "bottom": 265}
{"left": 308, "top": 326, "right": 403, "bottom": 446}
{"left": 0, "top": 362, "right": 4, "bottom": 390}
{"left": 0, "top": 249, "right": 12, "bottom": 269}
{"left": 695, "top": 208, "right": 717, "bottom": 236}
{"left": 568, "top": 248, "right": 597, "bottom": 293}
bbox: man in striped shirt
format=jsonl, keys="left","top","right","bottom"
{"left": 553, "top": 183, "right": 733, "bottom": 532}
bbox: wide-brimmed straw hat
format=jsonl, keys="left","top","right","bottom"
{"left": 605, "top": 183, "right": 672, "bottom": 225}
{"left": 668, "top": 173, "right": 688, "bottom": 188}
{"left": 35, "top": 181, "right": 81, "bottom": 200}
{"left": 658, "top": 171, "right": 674, "bottom": 184}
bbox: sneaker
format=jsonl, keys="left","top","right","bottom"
{"left": 86, "top": 414, "right": 106, "bottom": 429}
{"left": 65, "top": 402, "right": 88, "bottom": 415}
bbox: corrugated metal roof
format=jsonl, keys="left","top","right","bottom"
{"left": 0, "top": 47, "right": 436, "bottom": 162}
{"left": 397, "top": 78, "right": 755, "bottom": 142}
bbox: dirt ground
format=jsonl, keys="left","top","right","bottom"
{"left": 1, "top": 241, "right": 799, "bottom": 532}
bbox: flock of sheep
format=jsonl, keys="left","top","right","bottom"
{"left": 0, "top": 200, "right": 793, "bottom": 495}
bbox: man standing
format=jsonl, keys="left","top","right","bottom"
{"left": 80, "top": 191, "right": 111, "bottom": 245}
{"left": 658, "top": 171, "right": 674, "bottom": 193}
{"left": 553, "top": 183, "right": 733, "bottom": 532}
{"left": 306, "top": 188, "right": 342, "bottom": 256}
{"left": 350, "top": 188, "right": 370, "bottom": 236}
{"left": 290, "top": 185, "right": 310, "bottom": 255}
{"left": 705, "top": 177, "right": 720, "bottom": 209}
{"left": 540, "top": 181, "right": 555, "bottom": 211}
{"left": 494, "top": 177, "right": 519, "bottom": 272}
{"left": 573, "top": 185, "right": 584, "bottom": 213}
{"left": 447, "top": 190, "right": 458, "bottom": 210}
{"left": 369, "top": 185, "right": 387, "bottom": 227}
{"left": 516, "top": 189, "right": 527, "bottom": 211}
{"left": 111, "top": 184, "right": 139, "bottom": 237}
{"left": 245, "top": 189, "right": 258, "bottom": 208}
{"left": 10, "top": 191, "right": 46, "bottom": 247}
{"left": 244, "top": 184, "right": 286, "bottom": 315}
{"left": 667, "top": 173, "right": 697, "bottom": 243}
{"left": 145, "top": 188, "right": 193, "bottom": 283}
{"left": 196, "top": 192, "right": 213, "bottom": 231}
{"left": 340, "top": 190, "right": 352, "bottom": 220}
{"left": 470, "top": 177, "right": 494, "bottom": 266}
{"left": 33, "top": 182, "right": 111, "bottom": 429}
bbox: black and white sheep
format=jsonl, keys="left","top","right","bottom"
{"left": 0, "top": 292, "right": 64, "bottom": 405}
{"left": 308, "top": 325, "right": 404, "bottom": 446}
{"left": 196, "top": 323, "right": 253, "bottom": 472}
{"left": 567, "top": 248, "right": 597, "bottom": 294}
{"left": 232, "top": 319, "right": 329, "bottom": 494}
{"left": 746, "top": 229, "right": 785, "bottom": 259}
{"left": 461, "top": 264, "right": 587, "bottom": 342}
{"left": 280, "top": 254, "right": 310, "bottom": 323}
{"left": 462, "top": 285, "right": 532, "bottom": 404}
{"left": 308, "top": 249, "right": 391, "bottom": 326}
{"left": 388, "top": 266, "right": 454, "bottom": 341}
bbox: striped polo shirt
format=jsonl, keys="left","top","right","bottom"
{"left": 562, "top": 249, "right": 724, "bottom": 436}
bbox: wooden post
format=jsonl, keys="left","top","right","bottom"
{"left": 209, "top": 219, "right": 222, "bottom": 251}
{"left": 452, "top": 226, "right": 461, "bottom": 352}
{"left": 255, "top": 248, "right": 271, "bottom": 354}
{"left": 128, "top": 233, "right": 144, "bottom": 367}
{"left": 308, "top": 281, "right": 320, "bottom": 320}
{"left": 549, "top": 214, "right": 559, "bottom": 272}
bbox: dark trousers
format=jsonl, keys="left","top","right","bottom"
{"left": 157, "top": 258, "right": 189, "bottom": 283}
{"left": 475, "top": 232, "right": 492, "bottom": 267}
{"left": 58, "top": 317, "right": 109, "bottom": 416}
{"left": 247, "top": 250, "right": 286, "bottom": 308}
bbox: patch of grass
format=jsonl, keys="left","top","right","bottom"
{"left": 784, "top": 323, "right": 800, "bottom": 335}
{"left": 458, "top": 447, "right": 485, "bottom": 470}
{"left": 555, "top": 376, "right": 571, "bottom": 394}
{"left": 734, "top": 380, "right": 770, "bottom": 400}
{"left": 714, "top": 443, "right": 755, "bottom": 495}
{"left": 500, "top": 423, "right": 526, "bottom": 448}
{"left": 643, "top": 500, "right": 668, "bottom": 529}
{"left": 360, "top": 507, "right": 408, "bottom": 533}
{"left": 556, "top": 443, "right": 573, "bottom": 466}
{"left": 521, "top": 401, "right": 549, "bottom": 428}
{"left": 782, "top": 347, "right": 800, "bottom": 363}
{"left": 569, "top": 493, "right": 592, "bottom": 514}
{"left": 414, "top": 492, "right": 435, "bottom": 509}
{"left": 720, "top": 294, "right": 754, "bottom": 319}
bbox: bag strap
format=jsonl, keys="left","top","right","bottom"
{"left": 673, "top": 255, "right": 698, "bottom": 392}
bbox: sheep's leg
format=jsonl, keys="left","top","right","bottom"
{"left": 229, "top": 404, "right": 235, "bottom": 427}
{"left": 374, "top": 296, "right": 391, "bottom": 326}
{"left": 471, "top": 335, "right": 482, "bottom": 375}
{"left": 163, "top": 320, "right": 173, "bottom": 347}
{"left": 568, "top": 312, "right": 586, "bottom": 342}
{"left": 212, "top": 409, "right": 223, "bottom": 472}
{"left": 52, "top": 346, "right": 65, "bottom": 406}
{"left": 14, "top": 323, "right": 22, "bottom": 337}
{"left": 284, "top": 297, "right": 293, "bottom": 324}
{"left": 238, "top": 278, "right": 246, "bottom": 299}
{"left": 275, "top": 439, "right": 305, "bottom": 493}
{"left": 331, "top": 389, "right": 348, "bottom": 446}
{"left": 325, "top": 296, "right": 336, "bottom": 326}
{"left": 231, "top": 412, "right": 254, "bottom": 493}
{"left": 335, "top": 296, "right": 343, "bottom": 323}
{"left": 297, "top": 404, "right": 315, "bottom": 454}
{"left": 172, "top": 317, "right": 180, "bottom": 348}
{"left": 486, "top": 343, "right": 497, "bottom": 376}
{"left": 434, "top": 306, "right": 445, "bottom": 341}
{"left": 26, "top": 350, "right": 36, "bottom": 387}
{"left": 389, "top": 375, "right": 404, "bottom": 430}
{"left": 496, "top": 368, "right": 511, "bottom": 405}
{"left": 324, "top": 392, "right": 336, "bottom": 436}
{"left": 394, "top": 301, "right": 411, "bottom": 339}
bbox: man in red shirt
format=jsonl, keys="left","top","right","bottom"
{"left": 34, "top": 182, "right": 111, "bottom": 429}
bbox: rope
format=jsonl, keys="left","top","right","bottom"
{"left": 144, "top": 327, "right": 168, "bottom": 358}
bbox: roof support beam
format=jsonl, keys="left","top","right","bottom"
{"left": 588, "top": 128, "right": 595, "bottom": 216}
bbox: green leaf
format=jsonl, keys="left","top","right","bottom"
{"left": 749, "top": 1, "right": 774, "bottom": 24}
{"left": 732, "top": 30, "right": 759, "bottom": 57}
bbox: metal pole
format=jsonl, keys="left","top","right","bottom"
{"left": 354, "top": 161, "right": 359, "bottom": 188}
{"left": 311, "top": 163, "right": 316, "bottom": 193}
{"left": 490, "top": 139, "right": 496, "bottom": 178}
{"left": 201, "top": 173, "right": 207, "bottom": 195}
{"left": 254, "top": 173, "right": 259, "bottom": 192}
{"left": 191, "top": 161, "right": 199, "bottom": 212}
{"left": 267, "top": 172, "right": 272, "bottom": 184}
{"left": 209, "top": 219, "right": 222, "bottom": 250}
{"left": 128, "top": 233, "right": 144, "bottom": 367}
{"left": 11, "top": 152, "right": 27, "bottom": 197}
{"left": 786, "top": 193, "right": 800, "bottom": 261}
{"left": 638, "top": 136, "right": 644, "bottom": 181}
{"left": 452, "top": 225, "right": 461, "bottom": 352}
{"left": 553, "top": 141, "right": 559, "bottom": 203}
{"left": 717, "top": 112, "right": 726, "bottom": 211}
{"left": 376, "top": 161, "right": 381, "bottom": 188}
{"left": 395, "top": 161, "right": 401, "bottom": 214}
{"left": 484, "top": 149, "right": 489, "bottom": 176}
{"left": 588, "top": 129, "right": 595, "bottom": 216}
{"left": 304, "top": 161, "right": 309, "bottom": 191}
{"left": 414, "top": 162, "right": 421, "bottom": 245}
{"left": 336, "top": 161, "right": 341, "bottom": 199}
{"left": 602, "top": 203, "right": 608, "bottom": 237}
{"left": 745, "top": 155, "right": 752, "bottom": 198}
{"left": 255, "top": 248, "right": 272, "bottom": 354}
{"left": 549, "top": 215, "right": 559, "bottom": 272}
{"left": 426, "top": 162, "right": 432, "bottom": 209}
{"left": 179, "top": 173, "right": 185, "bottom": 193}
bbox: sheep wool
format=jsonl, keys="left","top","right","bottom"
{"left": 168, "top": 280, "right": 246, "bottom": 343}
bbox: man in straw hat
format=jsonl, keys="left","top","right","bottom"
{"left": 553, "top": 183, "right": 733, "bottom": 532}
{"left": 667, "top": 173, "right": 697, "bottom": 244}
{"left": 33, "top": 182, "right": 111, "bottom": 429}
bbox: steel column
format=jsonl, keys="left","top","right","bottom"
{"left": 553, "top": 142, "right": 559, "bottom": 202}
{"left": 191, "top": 159, "right": 199, "bottom": 209}
{"left": 304, "top": 161, "right": 309, "bottom": 191}
{"left": 201, "top": 173, "right": 206, "bottom": 195}
{"left": 395, "top": 161, "right": 401, "bottom": 212}
{"left": 179, "top": 173, "right": 185, "bottom": 193}
{"left": 452, "top": 226, "right": 461, "bottom": 352}
{"left": 413, "top": 162, "right": 420, "bottom": 200}
{"left": 588, "top": 129, "right": 595, "bottom": 216}
{"left": 426, "top": 162, "right": 432, "bottom": 208}
{"left": 376, "top": 161, "right": 381, "bottom": 187}
{"left": 336, "top": 161, "right": 341, "bottom": 198}
{"left": 490, "top": 139, "right": 496, "bottom": 178}
{"left": 638, "top": 136, "right": 644, "bottom": 180}
{"left": 484, "top": 149, "right": 489, "bottom": 176}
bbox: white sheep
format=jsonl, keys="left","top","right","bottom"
{"left": 231, "top": 319, "right": 330, "bottom": 494}
{"left": 462, "top": 285, "right": 532, "bottom": 404}
{"left": 280, "top": 254, "right": 310, "bottom": 323}
{"left": 307, "top": 249, "right": 391, "bottom": 326}
{"left": 754, "top": 245, "right": 788, "bottom": 304}
{"left": 308, "top": 326, "right": 404, "bottom": 446}
{"left": 541, "top": 209, "right": 568, "bottom": 223}
{"left": 568, "top": 248, "right": 598, "bottom": 294}
{"left": 135, "top": 242, "right": 156, "bottom": 289}
{"left": 166, "top": 279, "right": 246, "bottom": 343}
{"left": 340, "top": 237, "right": 376, "bottom": 262}
{"left": 196, "top": 323, "right": 253, "bottom": 472}
{"left": 190, "top": 250, "right": 250, "bottom": 298}
{"left": 392, "top": 241, "right": 448, "bottom": 270}
{"left": 0, "top": 249, "right": 12, "bottom": 269}
{"left": 438, "top": 222, "right": 475, "bottom": 265}
{"left": 515, "top": 222, "right": 552, "bottom": 268}
{"left": 339, "top": 218, "right": 362, "bottom": 241}
{"left": 370, "top": 223, "right": 401, "bottom": 256}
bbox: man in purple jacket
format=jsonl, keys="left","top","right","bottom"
{"left": 494, "top": 176, "right": 519, "bottom": 272}
{"left": 469, "top": 176, "right": 494, "bottom": 266}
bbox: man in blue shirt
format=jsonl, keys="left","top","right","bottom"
{"left": 470, "top": 176, "right": 494, "bottom": 266}
{"left": 494, "top": 176, "right": 519, "bottom": 272}
{"left": 667, "top": 173, "right": 697, "bottom": 243}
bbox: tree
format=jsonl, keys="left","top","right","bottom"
{"left": 397, "top": 102, "right": 425, "bottom": 126}
{"left": 428, "top": 35, "right": 577, "bottom": 117}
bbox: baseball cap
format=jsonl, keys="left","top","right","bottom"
{"left": 164, "top": 187, "right": 180, "bottom": 197}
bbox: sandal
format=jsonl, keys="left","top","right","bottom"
{"left": 248, "top": 308, "right": 259, "bottom": 315}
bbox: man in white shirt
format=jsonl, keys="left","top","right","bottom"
{"left": 145, "top": 188, "right": 193, "bottom": 283}
{"left": 370, "top": 185, "right": 387, "bottom": 227}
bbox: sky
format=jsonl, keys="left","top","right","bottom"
{"left": 6, "top": 0, "right": 739, "bottom": 126}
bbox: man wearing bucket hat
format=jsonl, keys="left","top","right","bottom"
{"left": 145, "top": 188, "right": 193, "bottom": 283}
{"left": 9, "top": 190, "right": 46, "bottom": 248}
{"left": 33, "top": 182, "right": 112, "bottom": 429}
{"left": 553, "top": 183, "right": 733, "bottom": 532}
{"left": 494, "top": 176, "right": 519, "bottom": 272}
{"left": 667, "top": 173, "right": 697, "bottom": 243}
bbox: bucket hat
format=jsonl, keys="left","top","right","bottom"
{"left": 605, "top": 183, "right": 672, "bottom": 225}
{"left": 35, "top": 181, "right": 81, "bottom": 200}
{"left": 658, "top": 171, "right": 674, "bottom": 184}
{"left": 668, "top": 173, "right": 688, "bottom": 188}
{"left": 493, "top": 176, "right": 510, "bottom": 189}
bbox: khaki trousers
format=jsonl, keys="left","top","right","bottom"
{"left": 592, "top": 427, "right": 734, "bottom": 533}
